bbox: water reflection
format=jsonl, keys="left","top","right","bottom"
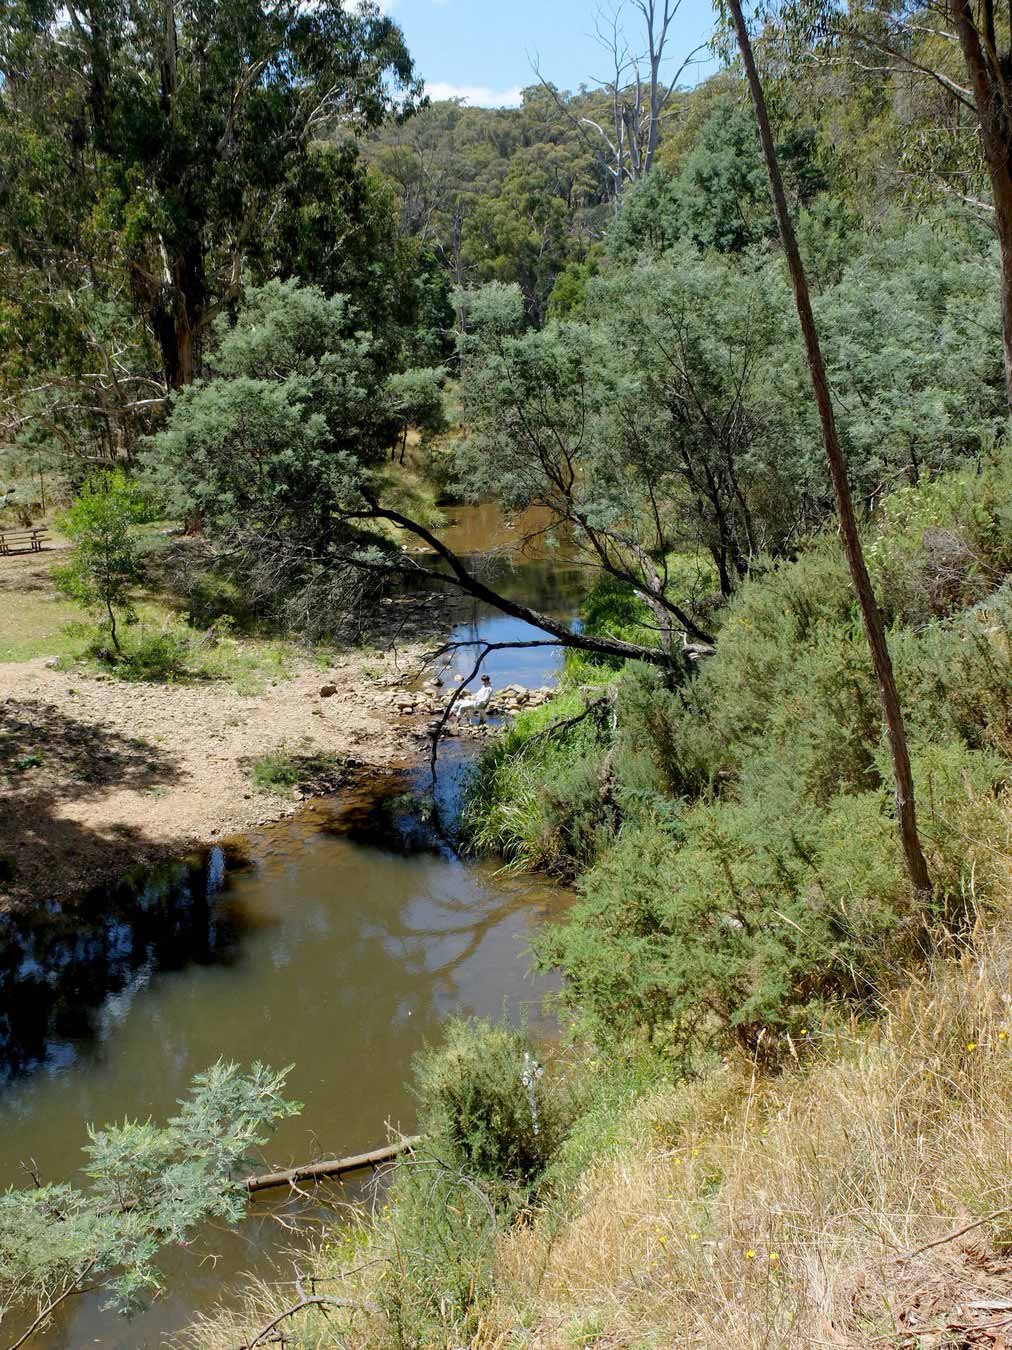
{"left": 0, "top": 848, "right": 248, "bottom": 1086}
{"left": 0, "top": 506, "right": 581, "bottom": 1345}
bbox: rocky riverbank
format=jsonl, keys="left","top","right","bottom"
{"left": 382, "top": 678, "right": 558, "bottom": 740}
{"left": 1, "top": 644, "right": 562, "bottom": 910}
{"left": 0, "top": 646, "right": 432, "bottom": 911}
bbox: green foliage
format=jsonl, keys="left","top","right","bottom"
{"left": 462, "top": 691, "right": 612, "bottom": 874}
{"left": 547, "top": 258, "right": 602, "bottom": 320}
{"left": 813, "top": 214, "right": 1004, "bottom": 492}
{"left": 251, "top": 751, "right": 303, "bottom": 793}
{"left": 609, "top": 98, "right": 825, "bottom": 259}
{"left": 867, "top": 456, "right": 1012, "bottom": 626}
{"left": 89, "top": 628, "right": 191, "bottom": 683}
{"left": 465, "top": 460, "right": 1012, "bottom": 1067}
{"left": 414, "top": 1017, "right": 583, "bottom": 1190}
{"left": 145, "top": 281, "right": 375, "bottom": 547}
{"left": 54, "top": 471, "right": 145, "bottom": 653}
{"left": 536, "top": 733, "right": 1007, "bottom": 1065}
{"left": 364, "top": 85, "right": 609, "bottom": 323}
{"left": 0, "top": 1063, "right": 298, "bottom": 1329}
{"left": 384, "top": 365, "right": 448, "bottom": 458}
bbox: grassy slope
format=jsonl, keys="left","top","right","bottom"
{"left": 186, "top": 917, "right": 1012, "bottom": 1350}
{"left": 182, "top": 461, "right": 1012, "bottom": 1350}
{"left": 491, "top": 931, "right": 1012, "bottom": 1346}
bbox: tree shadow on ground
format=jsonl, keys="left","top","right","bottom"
{"left": 0, "top": 697, "right": 186, "bottom": 908}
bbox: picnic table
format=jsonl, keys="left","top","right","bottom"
{"left": 0, "top": 527, "right": 50, "bottom": 556}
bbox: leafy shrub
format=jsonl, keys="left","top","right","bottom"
{"left": 367, "top": 1018, "right": 587, "bottom": 1347}
{"left": 89, "top": 627, "right": 191, "bottom": 682}
{"left": 468, "top": 459, "right": 1012, "bottom": 1067}
{"left": 251, "top": 750, "right": 302, "bottom": 792}
{"left": 413, "top": 1017, "right": 583, "bottom": 1189}
{"left": 54, "top": 470, "right": 145, "bottom": 654}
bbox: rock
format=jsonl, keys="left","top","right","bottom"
{"left": 320, "top": 685, "right": 338, "bottom": 699}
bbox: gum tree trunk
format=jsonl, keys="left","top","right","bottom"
{"left": 726, "top": 0, "right": 933, "bottom": 898}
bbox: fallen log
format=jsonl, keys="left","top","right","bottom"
{"left": 244, "top": 1136, "right": 422, "bottom": 1195}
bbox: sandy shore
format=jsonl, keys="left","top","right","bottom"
{"left": 0, "top": 647, "right": 429, "bottom": 910}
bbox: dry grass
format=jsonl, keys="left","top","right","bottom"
{"left": 183, "top": 825, "right": 1012, "bottom": 1350}
{"left": 489, "top": 931, "right": 1012, "bottom": 1349}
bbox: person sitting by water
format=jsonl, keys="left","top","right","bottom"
{"left": 453, "top": 673, "right": 494, "bottom": 725}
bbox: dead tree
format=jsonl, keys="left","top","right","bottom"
{"left": 534, "top": 0, "right": 704, "bottom": 209}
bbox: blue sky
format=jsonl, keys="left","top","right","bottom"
{"left": 379, "top": 0, "right": 722, "bottom": 107}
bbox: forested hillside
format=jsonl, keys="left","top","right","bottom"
{"left": 5, "top": 0, "right": 1012, "bottom": 1345}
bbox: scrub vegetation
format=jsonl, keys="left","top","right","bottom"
{"left": 7, "top": 0, "right": 1012, "bottom": 1344}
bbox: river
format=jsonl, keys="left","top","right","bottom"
{"left": 0, "top": 507, "right": 582, "bottom": 1348}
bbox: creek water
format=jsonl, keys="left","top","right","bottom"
{"left": 0, "top": 507, "right": 583, "bottom": 1348}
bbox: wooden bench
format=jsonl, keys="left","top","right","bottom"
{"left": 0, "top": 527, "right": 50, "bottom": 556}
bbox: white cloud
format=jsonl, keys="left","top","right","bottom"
{"left": 425, "top": 81, "right": 524, "bottom": 108}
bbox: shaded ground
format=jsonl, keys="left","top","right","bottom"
{"left": 0, "top": 647, "right": 428, "bottom": 910}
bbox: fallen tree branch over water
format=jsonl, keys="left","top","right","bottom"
{"left": 244, "top": 1136, "right": 422, "bottom": 1195}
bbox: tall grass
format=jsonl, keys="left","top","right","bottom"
{"left": 492, "top": 922, "right": 1012, "bottom": 1347}
{"left": 183, "top": 909, "right": 1012, "bottom": 1348}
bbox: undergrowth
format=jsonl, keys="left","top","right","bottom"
{"left": 184, "top": 457, "right": 1012, "bottom": 1349}
{"left": 62, "top": 618, "right": 293, "bottom": 693}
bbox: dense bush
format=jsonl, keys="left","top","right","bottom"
{"left": 413, "top": 1017, "right": 583, "bottom": 1189}
{"left": 536, "top": 738, "right": 1007, "bottom": 1064}
{"left": 371, "top": 1018, "right": 586, "bottom": 1346}
{"left": 468, "top": 459, "right": 1012, "bottom": 1067}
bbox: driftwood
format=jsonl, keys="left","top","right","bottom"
{"left": 244, "top": 1136, "right": 421, "bottom": 1195}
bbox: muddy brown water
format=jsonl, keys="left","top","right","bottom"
{"left": 0, "top": 508, "right": 585, "bottom": 1347}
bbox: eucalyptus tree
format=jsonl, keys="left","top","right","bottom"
{"left": 0, "top": 0, "right": 420, "bottom": 392}
{"left": 609, "top": 97, "right": 826, "bottom": 257}
{"left": 771, "top": 0, "right": 1012, "bottom": 409}
{"left": 726, "top": 0, "right": 933, "bottom": 897}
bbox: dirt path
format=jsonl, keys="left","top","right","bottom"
{"left": 0, "top": 645, "right": 428, "bottom": 911}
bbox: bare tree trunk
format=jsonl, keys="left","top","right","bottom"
{"left": 726, "top": 0, "right": 932, "bottom": 898}
{"left": 949, "top": 0, "right": 1012, "bottom": 410}
{"left": 106, "top": 596, "right": 121, "bottom": 654}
